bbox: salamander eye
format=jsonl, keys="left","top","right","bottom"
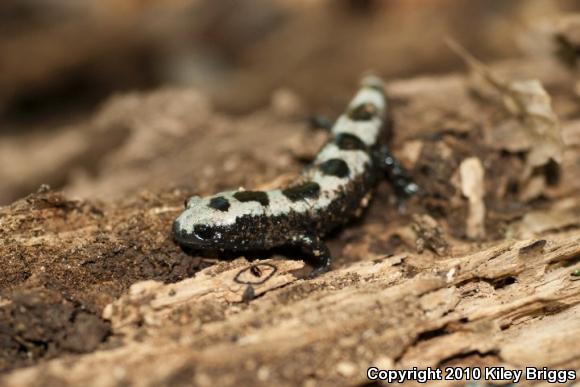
{"left": 194, "top": 224, "right": 215, "bottom": 240}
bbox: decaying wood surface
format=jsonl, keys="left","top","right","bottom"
{"left": 1, "top": 52, "right": 579, "bottom": 386}
{"left": 3, "top": 232, "right": 580, "bottom": 387}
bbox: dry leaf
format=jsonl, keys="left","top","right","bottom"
{"left": 501, "top": 79, "right": 563, "bottom": 170}
{"left": 447, "top": 39, "right": 564, "bottom": 181}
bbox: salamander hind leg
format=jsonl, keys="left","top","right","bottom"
{"left": 291, "top": 234, "right": 331, "bottom": 278}
{"left": 374, "top": 145, "right": 419, "bottom": 199}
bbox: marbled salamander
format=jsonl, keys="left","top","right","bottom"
{"left": 173, "top": 76, "right": 417, "bottom": 277}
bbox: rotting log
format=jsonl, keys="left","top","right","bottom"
{"left": 1, "top": 57, "right": 579, "bottom": 386}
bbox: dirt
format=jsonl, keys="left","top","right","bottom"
{"left": 0, "top": 188, "right": 208, "bottom": 370}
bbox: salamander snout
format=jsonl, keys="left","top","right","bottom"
{"left": 172, "top": 210, "right": 227, "bottom": 248}
{"left": 172, "top": 218, "right": 189, "bottom": 245}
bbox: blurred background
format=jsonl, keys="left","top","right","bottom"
{"left": 1, "top": 0, "right": 579, "bottom": 205}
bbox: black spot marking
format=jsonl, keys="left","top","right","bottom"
{"left": 233, "top": 191, "right": 270, "bottom": 206}
{"left": 319, "top": 159, "right": 350, "bottom": 178}
{"left": 348, "top": 102, "right": 377, "bottom": 121}
{"left": 335, "top": 133, "right": 367, "bottom": 150}
{"left": 282, "top": 182, "right": 320, "bottom": 201}
{"left": 208, "top": 196, "right": 230, "bottom": 211}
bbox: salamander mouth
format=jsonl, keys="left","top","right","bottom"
{"left": 172, "top": 220, "right": 266, "bottom": 253}
{"left": 172, "top": 220, "right": 236, "bottom": 250}
{"left": 172, "top": 220, "right": 205, "bottom": 247}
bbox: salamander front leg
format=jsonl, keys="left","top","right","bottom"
{"left": 291, "top": 234, "right": 331, "bottom": 278}
{"left": 375, "top": 145, "right": 419, "bottom": 199}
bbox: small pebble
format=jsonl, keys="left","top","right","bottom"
{"left": 336, "top": 361, "right": 357, "bottom": 377}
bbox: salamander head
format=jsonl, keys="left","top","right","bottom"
{"left": 172, "top": 192, "right": 267, "bottom": 249}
